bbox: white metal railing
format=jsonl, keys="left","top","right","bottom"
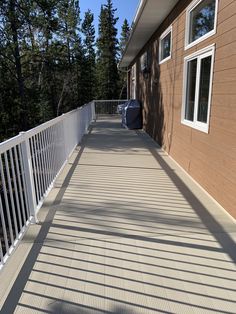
{"left": 0, "top": 102, "right": 95, "bottom": 270}
{"left": 94, "top": 99, "right": 127, "bottom": 115}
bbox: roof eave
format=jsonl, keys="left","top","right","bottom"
{"left": 119, "top": 0, "right": 179, "bottom": 69}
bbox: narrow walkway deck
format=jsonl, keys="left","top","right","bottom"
{"left": 1, "top": 117, "right": 236, "bottom": 314}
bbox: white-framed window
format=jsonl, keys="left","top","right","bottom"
{"left": 159, "top": 25, "right": 172, "bottom": 64}
{"left": 181, "top": 44, "right": 215, "bottom": 133}
{"left": 140, "top": 51, "right": 148, "bottom": 71}
{"left": 131, "top": 63, "right": 136, "bottom": 99}
{"left": 185, "top": 0, "right": 218, "bottom": 50}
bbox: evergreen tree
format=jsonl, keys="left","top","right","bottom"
{"left": 0, "top": 0, "right": 131, "bottom": 142}
{"left": 119, "top": 18, "right": 130, "bottom": 56}
{"left": 0, "top": 0, "right": 29, "bottom": 132}
{"left": 96, "top": 0, "right": 119, "bottom": 99}
{"left": 118, "top": 18, "right": 130, "bottom": 99}
{"left": 82, "top": 9, "right": 96, "bottom": 102}
{"left": 32, "top": 0, "right": 60, "bottom": 119}
{"left": 56, "top": 0, "right": 83, "bottom": 113}
{"left": 57, "top": 0, "right": 80, "bottom": 65}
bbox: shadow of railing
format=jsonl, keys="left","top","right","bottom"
{"left": 1, "top": 118, "right": 236, "bottom": 313}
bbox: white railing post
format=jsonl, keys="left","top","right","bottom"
{"left": 0, "top": 238, "right": 4, "bottom": 269}
{"left": 20, "top": 133, "right": 38, "bottom": 224}
{"left": 92, "top": 101, "right": 96, "bottom": 121}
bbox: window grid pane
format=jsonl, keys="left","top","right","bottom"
{"left": 189, "top": 0, "right": 216, "bottom": 44}
{"left": 197, "top": 56, "right": 212, "bottom": 123}
{"left": 185, "top": 59, "right": 197, "bottom": 121}
{"left": 161, "top": 32, "right": 171, "bottom": 61}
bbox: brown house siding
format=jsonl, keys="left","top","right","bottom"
{"left": 128, "top": 0, "right": 236, "bottom": 218}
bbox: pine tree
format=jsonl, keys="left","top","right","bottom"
{"left": 96, "top": 0, "right": 119, "bottom": 99}
{"left": 118, "top": 18, "right": 130, "bottom": 99}
{"left": 56, "top": 0, "right": 83, "bottom": 112}
{"left": 57, "top": 0, "right": 80, "bottom": 65}
{"left": 119, "top": 19, "right": 130, "bottom": 56}
{"left": 0, "top": 0, "right": 28, "bottom": 132}
{"left": 82, "top": 9, "right": 96, "bottom": 102}
{"left": 32, "top": 0, "right": 60, "bottom": 119}
{"left": 0, "top": 0, "right": 130, "bottom": 141}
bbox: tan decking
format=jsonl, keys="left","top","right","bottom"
{"left": 0, "top": 116, "right": 236, "bottom": 314}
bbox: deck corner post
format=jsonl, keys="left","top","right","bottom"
{"left": 92, "top": 100, "right": 96, "bottom": 122}
{"left": 20, "top": 132, "right": 38, "bottom": 224}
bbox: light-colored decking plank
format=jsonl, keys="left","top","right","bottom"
{"left": 0, "top": 116, "right": 236, "bottom": 314}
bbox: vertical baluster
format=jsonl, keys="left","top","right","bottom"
{"left": 39, "top": 131, "right": 47, "bottom": 190}
{"left": 14, "top": 146, "right": 26, "bottom": 224}
{"left": 29, "top": 138, "right": 39, "bottom": 204}
{"left": 4, "top": 152, "right": 19, "bottom": 237}
{"left": 18, "top": 145, "right": 30, "bottom": 218}
{"left": 31, "top": 136, "right": 43, "bottom": 201}
{"left": 37, "top": 132, "right": 47, "bottom": 194}
{"left": 0, "top": 195, "right": 10, "bottom": 255}
{"left": 78, "top": 109, "right": 82, "bottom": 143}
{"left": 0, "top": 156, "right": 14, "bottom": 245}
{"left": 50, "top": 127, "right": 56, "bottom": 181}
{"left": 46, "top": 128, "right": 52, "bottom": 184}
{"left": 61, "top": 119, "right": 67, "bottom": 163}
{"left": 35, "top": 133, "right": 45, "bottom": 196}
{"left": 50, "top": 126, "right": 56, "bottom": 180}
{"left": 43, "top": 130, "right": 50, "bottom": 189}
{"left": 59, "top": 123, "right": 64, "bottom": 167}
{"left": 43, "top": 129, "right": 50, "bottom": 188}
{"left": 0, "top": 238, "right": 4, "bottom": 268}
{"left": 54, "top": 125, "right": 58, "bottom": 174}
{"left": 9, "top": 149, "right": 23, "bottom": 230}
{"left": 55, "top": 125, "right": 59, "bottom": 174}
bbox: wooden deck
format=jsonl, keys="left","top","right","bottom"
{"left": 0, "top": 116, "right": 236, "bottom": 314}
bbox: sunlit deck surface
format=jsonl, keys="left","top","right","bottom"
{"left": 0, "top": 116, "right": 236, "bottom": 314}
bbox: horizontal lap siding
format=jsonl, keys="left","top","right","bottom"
{"left": 132, "top": 0, "right": 236, "bottom": 218}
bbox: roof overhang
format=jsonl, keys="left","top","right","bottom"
{"left": 119, "top": 0, "right": 179, "bottom": 69}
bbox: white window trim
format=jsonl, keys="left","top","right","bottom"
{"left": 159, "top": 25, "right": 172, "bottom": 64}
{"left": 131, "top": 63, "right": 136, "bottom": 99}
{"left": 140, "top": 52, "right": 147, "bottom": 71}
{"left": 185, "top": 0, "right": 218, "bottom": 50}
{"left": 181, "top": 44, "right": 215, "bottom": 133}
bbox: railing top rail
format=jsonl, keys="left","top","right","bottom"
{"left": 0, "top": 133, "right": 24, "bottom": 155}
{"left": 0, "top": 101, "right": 97, "bottom": 154}
{"left": 94, "top": 99, "right": 127, "bottom": 103}
{"left": 25, "top": 109, "right": 76, "bottom": 138}
{"left": 0, "top": 103, "right": 93, "bottom": 154}
{"left": 0, "top": 113, "right": 67, "bottom": 154}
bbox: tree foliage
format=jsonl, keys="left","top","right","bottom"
{"left": 119, "top": 18, "right": 130, "bottom": 99}
{"left": 82, "top": 9, "right": 96, "bottom": 102}
{"left": 96, "top": 0, "right": 119, "bottom": 99}
{"left": 119, "top": 18, "right": 130, "bottom": 56}
{"left": 0, "top": 0, "right": 126, "bottom": 141}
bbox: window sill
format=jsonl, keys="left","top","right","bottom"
{"left": 159, "top": 55, "right": 171, "bottom": 65}
{"left": 181, "top": 119, "right": 209, "bottom": 133}
{"left": 185, "top": 29, "right": 216, "bottom": 51}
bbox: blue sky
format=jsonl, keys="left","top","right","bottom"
{"left": 80, "top": 0, "right": 140, "bottom": 38}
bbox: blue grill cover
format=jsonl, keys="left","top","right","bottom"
{"left": 122, "top": 100, "right": 142, "bottom": 129}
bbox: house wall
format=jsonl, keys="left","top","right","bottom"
{"left": 129, "top": 0, "right": 236, "bottom": 218}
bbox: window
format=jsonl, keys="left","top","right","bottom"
{"left": 131, "top": 64, "right": 136, "bottom": 99}
{"left": 185, "top": 0, "right": 218, "bottom": 49}
{"left": 140, "top": 50, "right": 151, "bottom": 79}
{"left": 140, "top": 52, "right": 148, "bottom": 71}
{"left": 182, "top": 44, "right": 215, "bottom": 133}
{"left": 159, "top": 26, "right": 172, "bottom": 64}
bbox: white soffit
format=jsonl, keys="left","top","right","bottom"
{"left": 119, "top": 0, "right": 179, "bottom": 68}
